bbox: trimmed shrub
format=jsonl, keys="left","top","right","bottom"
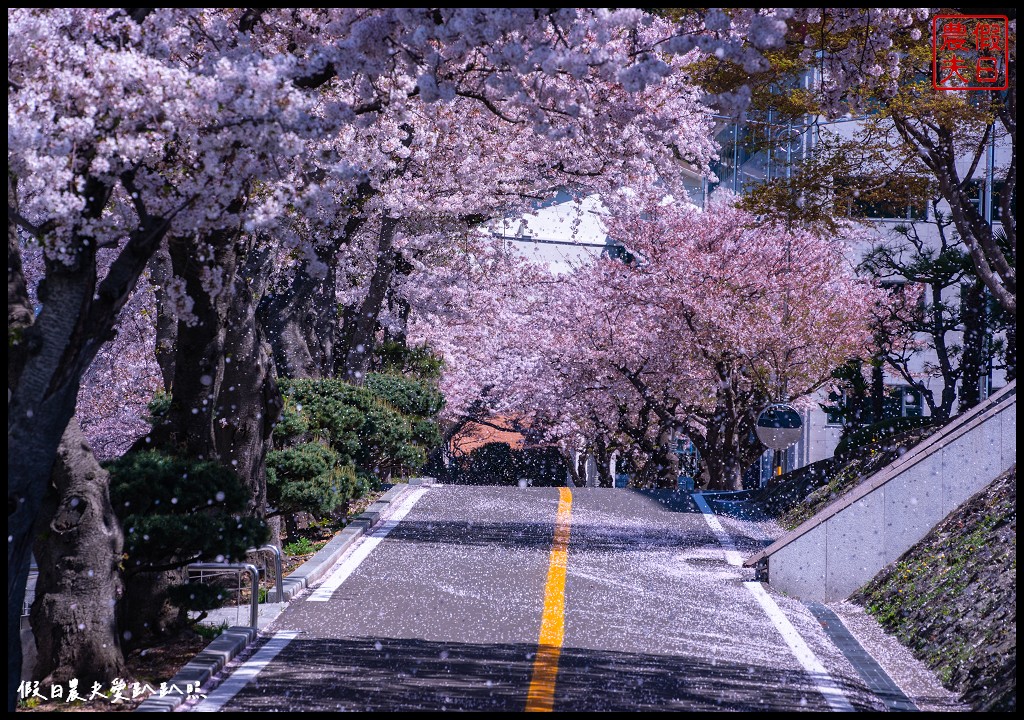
{"left": 106, "top": 450, "right": 268, "bottom": 613}
{"left": 275, "top": 374, "right": 442, "bottom": 485}
{"left": 836, "top": 415, "right": 937, "bottom": 457}
{"left": 266, "top": 442, "right": 356, "bottom": 517}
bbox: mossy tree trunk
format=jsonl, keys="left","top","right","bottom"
{"left": 30, "top": 419, "right": 128, "bottom": 686}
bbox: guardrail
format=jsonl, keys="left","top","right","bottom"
{"left": 186, "top": 545, "right": 285, "bottom": 628}
{"left": 28, "top": 547, "right": 282, "bottom": 631}
{"left": 22, "top": 562, "right": 39, "bottom": 622}
{"left": 250, "top": 544, "right": 284, "bottom": 603}
{"left": 188, "top": 562, "right": 260, "bottom": 628}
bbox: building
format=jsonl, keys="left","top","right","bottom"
{"left": 495, "top": 92, "right": 1011, "bottom": 487}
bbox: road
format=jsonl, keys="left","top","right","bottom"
{"left": 190, "top": 485, "right": 920, "bottom": 712}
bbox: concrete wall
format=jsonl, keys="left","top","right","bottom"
{"left": 750, "top": 382, "right": 1015, "bottom": 602}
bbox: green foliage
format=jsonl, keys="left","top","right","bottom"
{"left": 145, "top": 390, "right": 172, "bottom": 427}
{"left": 819, "top": 358, "right": 875, "bottom": 429}
{"left": 275, "top": 373, "right": 442, "bottom": 484}
{"left": 852, "top": 467, "right": 1016, "bottom": 711}
{"left": 755, "top": 419, "right": 940, "bottom": 529}
{"left": 266, "top": 442, "right": 356, "bottom": 517}
{"left": 373, "top": 340, "right": 444, "bottom": 380}
{"left": 168, "top": 583, "right": 232, "bottom": 613}
{"left": 283, "top": 537, "right": 327, "bottom": 556}
{"left": 779, "top": 461, "right": 866, "bottom": 530}
{"left": 272, "top": 400, "right": 310, "bottom": 438}
{"left": 269, "top": 365, "right": 444, "bottom": 520}
{"left": 835, "top": 416, "right": 937, "bottom": 457}
{"left": 193, "top": 621, "right": 230, "bottom": 641}
{"left": 106, "top": 450, "right": 269, "bottom": 613}
{"left": 366, "top": 372, "right": 445, "bottom": 418}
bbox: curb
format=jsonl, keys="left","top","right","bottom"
{"left": 803, "top": 601, "right": 919, "bottom": 712}
{"left": 134, "top": 626, "right": 257, "bottom": 713}
{"left": 134, "top": 478, "right": 433, "bottom": 712}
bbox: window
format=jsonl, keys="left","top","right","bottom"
{"left": 846, "top": 176, "right": 929, "bottom": 220}
{"left": 965, "top": 179, "right": 984, "bottom": 215}
{"left": 603, "top": 243, "right": 635, "bottom": 264}
{"left": 824, "top": 390, "right": 846, "bottom": 426}
{"left": 990, "top": 180, "right": 1013, "bottom": 223}
{"left": 965, "top": 179, "right": 1013, "bottom": 223}
{"left": 883, "top": 385, "right": 924, "bottom": 419}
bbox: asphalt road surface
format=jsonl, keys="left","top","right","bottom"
{"left": 191, "top": 485, "right": 931, "bottom": 712}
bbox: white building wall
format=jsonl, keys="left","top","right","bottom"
{"left": 500, "top": 114, "right": 1011, "bottom": 480}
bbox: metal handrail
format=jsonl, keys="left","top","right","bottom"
{"left": 249, "top": 544, "right": 284, "bottom": 603}
{"left": 188, "top": 562, "right": 259, "bottom": 628}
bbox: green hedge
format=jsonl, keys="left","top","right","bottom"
{"left": 271, "top": 372, "right": 443, "bottom": 515}
{"left": 106, "top": 450, "right": 268, "bottom": 613}
{"left": 266, "top": 442, "right": 356, "bottom": 517}
{"left": 835, "top": 415, "right": 937, "bottom": 457}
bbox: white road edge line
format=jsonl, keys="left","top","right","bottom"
{"left": 691, "top": 494, "right": 744, "bottom": 567}
{"left": 744, "top": 581, "right": 856, "bottom": 712}
{"left": 307, "top": 486, "right": 429, "bottom": 602}
{"left": 191, "top": 630, "right": 300, "bottom": 712}
{"left": 693, "top": 493, "right": 855, "bottom": 712}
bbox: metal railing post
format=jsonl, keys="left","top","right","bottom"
{"left": 256, "top": 544, "right": 284, "bottom": 603}
{"left": 188, "top": 562, "right": 260, "bottom": 628}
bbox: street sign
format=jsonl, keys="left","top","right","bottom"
{"left": 755, "top": 403, "right": 803, "bottom": 450}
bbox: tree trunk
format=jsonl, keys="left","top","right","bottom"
{"left": 870, "top": 359, "right": 886, "bottom": 422}
{"left": 259, "top": 242, "right": 339, "bottom": 380}
{"left": 655, "top": 426, "right": 680, "bottom": 488}
{"left": 217, "top": 247, "right": 282, "bottom": 517}
{"left": 7, "top": 171, "right": 168, "bottom": 709}
{"left": 339, "top": 216, "right": 400, "bottom": 384}
{"left": 593, "top": 435, "right": 615, "bottom": 488}
{"left": 960, "top": 279, "right": 987, "bottom": 412}
{"left": 163, "top": 231, "right": 281, "bottom": 511}
{"left": 380, "top": 252, "right": 414, "bottom": 351}
{"left": 703, "top": 362, "right": 744, "bottom": 491}
{"left": 149, "top": 242, "right": 177, "bottom": 391}
{"left": 30, "top": 419, "right": 127, "bottom": 686}
{"left": 564, "top": 450, "right": 582, "bottom": 486}
{"left": 123, "top": 232, "right": 280, "bottom": 642}
{"left": 928, "top": 283, "right": 957, "bottom": 421}
{"left": 119, "top": 568, "right": 186, "bottom": 651}
{"left": 382, "top": 289, "right": 411, "bottom": 349}
{"left": 164, "top": 229, "right": 240, "bottom": 462}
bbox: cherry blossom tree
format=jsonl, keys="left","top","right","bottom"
{"left": 9, "top": 7, "right": 931, "bottom": 705}
{"left": 426, "top": 194, "right": 886, "bottom": 490}
{"left": 749, "top": 9, "right": 1015, "bottom": 320}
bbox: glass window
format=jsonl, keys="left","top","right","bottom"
{"left": 965, "top": 179, "right": 984, "bottom": 215}
{"left": 883, "top": 385, "right": 924, "bottom": 419}
{"left": 824, "top": 390, "right": 846, "bottom": 426}
{"left": 846, "top": 176, "right": 929, "bottom": 220}
{"left": 990, "top": 180, "right": 1013, "bottom": 223}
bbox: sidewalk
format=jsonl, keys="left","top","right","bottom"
{"left": 135, "top": 479, "right": 433, "bottom": 712}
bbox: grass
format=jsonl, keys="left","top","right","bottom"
{"left": 851, "top": 465, "right": 1016, "bottom": 711}
{"left": 193, "top": 621, "right": 229, "bottom": 642}
{"left": 282, "top": 537, "right": 328, "bottom": 556}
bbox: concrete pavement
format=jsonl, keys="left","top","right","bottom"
{"left": 165, "top": 484, "right": 963, "bottom": 712}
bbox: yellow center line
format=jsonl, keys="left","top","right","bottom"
{"left": 525, "top": 486, "right": 573, "bottom": 712}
